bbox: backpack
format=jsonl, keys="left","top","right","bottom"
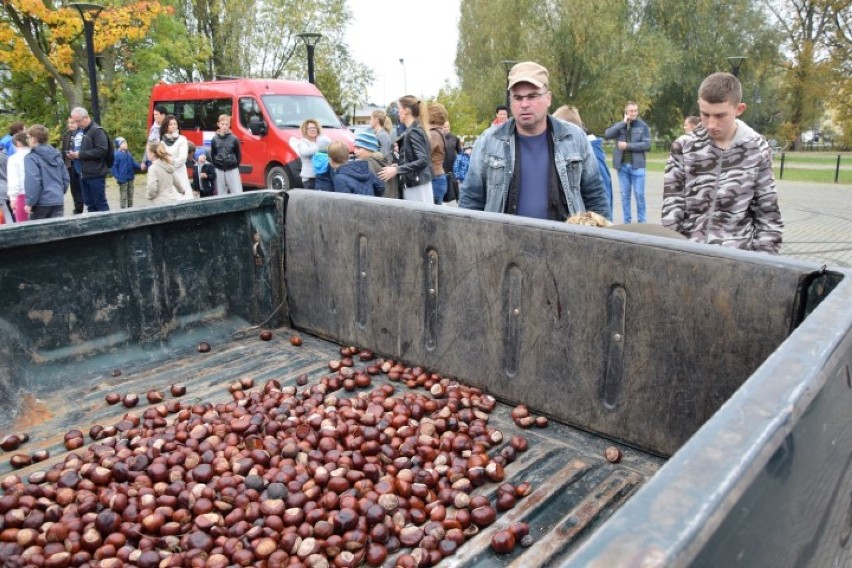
{"left": 87, "top": 126, "right": 114, "bottom": 168}
{"left": 103, "top": 130, "right": 115, "bottom": 168}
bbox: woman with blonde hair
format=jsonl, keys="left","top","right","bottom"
{"left": 427, "top": 103, "right": 448, "bottom": 204}
{"left": 378, "top": 96, "right": 433, "bottom": 203}
{"left": 146, "top": 141, "right": 186, "bottom": 205}
{"left": 289, "top": 118, "right": 330, "bottom": 189}
{"left": 370, "top": 109, "right": 394, "bottom": 163}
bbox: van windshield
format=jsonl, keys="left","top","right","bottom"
{"left": 262, "top": 95, "right": 343, "bottom": 130}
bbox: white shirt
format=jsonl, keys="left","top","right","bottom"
{"left": 7, "top": 147, "right": 30, "bottom": 199}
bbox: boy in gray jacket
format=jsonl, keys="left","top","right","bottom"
{"left": 25, "top": 125, "right": 70, "bottom": 220}
{"left": 662, "top": 73, "right": 783, "bottom": 254}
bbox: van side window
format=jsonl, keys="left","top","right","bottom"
{"left": 239, "top": 97, "right": 262, "bottom": 130}
{"left": 199, "top": 99, "right": 233, "bottom": 131}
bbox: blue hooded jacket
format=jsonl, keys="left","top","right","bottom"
{"left": 25, "top": 144, "right": 70, "bottom": 207}
{"left": 332, "top": 160, "right": 384, "bottom": 197}
{"left": 111, "top": 149, "right": 141, "bottom": 183}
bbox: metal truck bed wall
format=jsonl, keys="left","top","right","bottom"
{"left": 0, "top": 190, "right": 850, "bottom": 567}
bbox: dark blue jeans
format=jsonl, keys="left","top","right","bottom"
{"left": 81, "top": 176, "right": 109, "bottom": 212}
{"left": 432, "top": 174, "right": 447, "bottom": 205}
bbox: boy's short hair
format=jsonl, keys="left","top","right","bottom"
{"left": 553, "top": 105, "right": 582, "bottom": 127}
{"left": 27, "top": 124, "right": 49, "bottom": 144}
{"left": 12, "top": 132, "right": 28, "bottom": 146}
{"left": 154, "top": 104, "right": 168, "bottom": 115}
{"left": 327, "top": 141, "right": 349, "bottom": 165}
{"left": 685, "top": 115, "right": 700, "bottom": 127}
{"left": 698, "top": 72, "right": 742, "bottom": 105}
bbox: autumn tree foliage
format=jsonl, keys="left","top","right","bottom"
{"left": 0, "top": 0, "right": 169, "bottom": 114}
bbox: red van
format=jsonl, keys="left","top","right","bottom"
{"left": 148, "top": 79, "right": 354, "bottom": 190}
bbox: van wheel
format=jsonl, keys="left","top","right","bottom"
{"left": 266, "top": 166, "right": 291, "bottom": 191}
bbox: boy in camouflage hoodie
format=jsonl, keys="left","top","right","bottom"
{"left": 662, "top": 72, "right": 783, "bottom": 254}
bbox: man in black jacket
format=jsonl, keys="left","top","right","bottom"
{"left": 67, "top": 107, "right": 111, "bottom": 212}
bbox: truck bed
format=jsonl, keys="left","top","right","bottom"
{"left": 1, "top": 324, "right": 664, "bottom": 567}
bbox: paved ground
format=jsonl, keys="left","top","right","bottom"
{"left": 613, "top": 170, "right": 852, "bottom": 269}
{"left": 52, "top": 170, "right": 852, "bottom": 270}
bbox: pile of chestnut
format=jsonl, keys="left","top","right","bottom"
{"left": 0, "top": 347, "right": 537, "bottom": 567}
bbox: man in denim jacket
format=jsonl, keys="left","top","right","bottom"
{"left": 459, "top": 62, "right": 607, "bottom": 221}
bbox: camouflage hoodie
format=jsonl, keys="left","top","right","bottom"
{"left": 662, "top": 120, "right": 783, "bottom": 254}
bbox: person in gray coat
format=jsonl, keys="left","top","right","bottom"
{"left": 24, "top": 125, "right": 70, "bottom": 220}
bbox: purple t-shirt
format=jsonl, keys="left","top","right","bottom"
{"left": 516, "top": 131, "right": 550, "bottom": 220}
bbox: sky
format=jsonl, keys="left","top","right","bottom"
{"left": 345, "top": 0, "right": 461, "bottom": 106}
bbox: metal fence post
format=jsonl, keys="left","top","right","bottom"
{"left": 780, "top": 152, "right": 785, "bottom": 180}
{"left": 835, "top": 155, "right": 841, "bottom": 184}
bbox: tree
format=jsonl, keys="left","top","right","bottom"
{"left": 826, "top": 1, "right": 852, "bottom": 148}
{"left": 435, "top": 82, "right": 490, "bottom": 138}
{"left": 764, "top": 0, "right": 847, "bottom": 149}
{"left": 0, "top": 0, "right": 169, "bottom": 112}
{"left": 641, "top": 0, "right": 784, "bottom": 139}
{"left": 177, "top": 0, "right": 373, "bottom": 109}
{"left": 456, "top": 0, "right": 672, "bottom": 135}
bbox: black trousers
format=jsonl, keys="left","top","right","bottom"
{"left": 68, "top": 167, "right": 84, "bottom": 214}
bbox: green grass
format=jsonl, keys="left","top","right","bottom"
{"left": 642, "top": 150, "right": 852, "bottom": 184}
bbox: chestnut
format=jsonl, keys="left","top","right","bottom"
{"left": 146, "top": 390, "right": 164, "bottom": 404}
{"left": 0, "top": 434, "right": 21, "bottom": 451}
{"left": 104, "top": 393, "right": 121, "bottom": 405}
{"left": 122, "top": 393, "right": 139, "bottom": 408}
{"left": 510, "top": 435, "right": 528, "bottom": 452}
{"left": 197, "top": 341, "right": 211, "bottom": 353}
{"left": 535, "top": 416, "right": 549, "bottom": 428}
{"left": 470, "top": 505, "right": 497, "bottom": 527}
{"left": 509, "top": 521, "right": 529, "bottom": 540}
{"left": 604, "top": 446, "right": 623, "bottom": 463}
{"left": 111, "top": 369, "right": 122, "bottom": 377}
{"left": 170, "top": 384, "right": 186, "bottom": 397}
{"left": 491, "top": 529, "right": 516, "bottom": 554}
{"left": 260, "top": 330, "right": 273, "bottom": 341}
{"left": 289, "top": 335, "right": 303, "bottom": 346}
{"left": 31, "top": 449, "right": 50, "bottom": 463}
{"left": 9, "top": 454, "right": 32, "bottom": 469}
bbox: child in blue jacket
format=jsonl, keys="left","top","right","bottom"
{"left": 328, "top": 141, "right": 384, "bottom": 197}
{"left": 111, "top": 137, "right": 141, "bottom": 208}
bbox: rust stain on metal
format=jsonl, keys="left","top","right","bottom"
{"left": 12, "top": 393, "right": 54, "bottom": 431}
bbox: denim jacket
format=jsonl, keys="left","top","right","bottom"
{"left": 459, "top": 117, "right": 608, "bottom": 218}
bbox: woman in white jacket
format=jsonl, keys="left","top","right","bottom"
{"left": 146, "top": 141, "right": 186, "bottom": 205}
{"left": 288, "top": 118, "right": 330, "bottom": 189}
{"left": 160, "top": 115, "right": 192, "bottom": 200}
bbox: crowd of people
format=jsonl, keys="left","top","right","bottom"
{"left": 0, "top": 62, "right": 782, "bottom": 255}
{"left": 0, "top": 106, "right": 247, "bottom": 225}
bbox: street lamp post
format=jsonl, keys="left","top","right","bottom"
{"left": 726, "top": 56, "right": 747, "bottom": 78}
{"left": 399, "top": 58, "right": 407, "bottom": 94}
{"left": 296, "top": 32, "right": 323, "bottom": 84}
{"left": 69, "top": 3, "right": 104, "bottom": 123}
{"left": 499, "top": 60, "right": 518, "bottom": 110}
